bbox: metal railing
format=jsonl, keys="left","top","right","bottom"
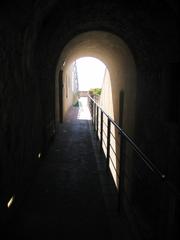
{"left": 88, "top": 95, "right": 166, "bottom": 177}
{"left": 88, "top": 94, "right": 180, "bottom": 239}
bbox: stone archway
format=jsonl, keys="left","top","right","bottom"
{"left": 55, "top": 31, "right": 136, "bottom": 134}
{"left": 55, "top": 30, "right": 137, "bottom": 187}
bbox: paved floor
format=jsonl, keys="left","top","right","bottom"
{"left": 5, "top": 98, "right": 134, "bottom": 240}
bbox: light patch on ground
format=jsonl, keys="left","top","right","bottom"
{"left": 77, "top": 97, "right": 91, "bottom": 120}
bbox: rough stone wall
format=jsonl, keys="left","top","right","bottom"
{"left": 0, "top": 0, "right": 179, "bottom": 238}
{"left": 0, "top": 1, "right": 54, "bottom": 223}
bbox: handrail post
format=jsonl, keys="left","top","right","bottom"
{"left": 96, "top": 106, "right": 99, "bottom": 138}
{"left": 90, "top": 97, "right": 93, "bottom": 116}
{"left": 106, "top": 118, "right": 111, "bottom": 171}
{"left": 118, "top": 133, "right": 126, "bottom": 212}
{"left": 100, "top": 111, "right": 103, "bottom": 150}
{"left": 93, "top": 101, "right": 96, "bottom": 131}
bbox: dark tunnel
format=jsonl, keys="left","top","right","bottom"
{"left": 0, "top": 1, "right": 179, "bottom": 239}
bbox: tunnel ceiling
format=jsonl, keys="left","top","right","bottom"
{"left": 57, "top": 31, "right": 135, "bottom": 70}
{"left": 2, "top": 0, "right": 178, "bottom": 76}
{"left": 32, "top": 0, "right": 179, "bottom": 74}
{"left": 55, "top": 30, "right": 137, "bottom": 125}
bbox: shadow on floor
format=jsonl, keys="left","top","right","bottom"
{"left": 4, "top": 104, "right": 134, "bottom": 240}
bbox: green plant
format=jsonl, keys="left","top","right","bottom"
{"left": 89, "top": 88, "right": 102, "bottom": 96}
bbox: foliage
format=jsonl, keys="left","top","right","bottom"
{"left": 89, "top": 88, "right": 102, "bottom": 96}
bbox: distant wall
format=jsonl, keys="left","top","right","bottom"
{"left": 100, "top": 68, "right": 114, "bottom": 118}
{"left": 79, "top": 91, "right": 88, "bottom": 97}
{"left": 63, "top": 64, "right": 74, "bottom": 119}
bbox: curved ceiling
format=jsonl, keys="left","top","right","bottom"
{"left": 57, "top": 31, "right": 135, "bottom": 75}
{"left": 55, "top": 31, "right": 137, "bottom": 128}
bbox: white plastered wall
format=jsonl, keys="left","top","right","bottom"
{"left": 55, "top": 31, "right": 137, "bottom": 186}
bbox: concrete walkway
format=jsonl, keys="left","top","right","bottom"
{"left": 5, "top": 97, "right": 133, "bottom": 240}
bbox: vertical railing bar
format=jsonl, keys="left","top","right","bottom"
{"left": 93, "top": 101, "right": 96, "bottom": 131}
{"left": 90, "top": 98, "right": 93, "bottom": 117}
{"left": 100, "top": 110, "right": 103, "bottom": 150}
{"left": 118, "top": 133, "right": 126, "bottom": 212}
{"left": 106, "top": 118, "right": 111, "bottom": 171}
{"left": 92, "top": 99, "right": 93, "bottom": 118}
{"left": 96, "top": 106, "right": 99, "bottom": 138}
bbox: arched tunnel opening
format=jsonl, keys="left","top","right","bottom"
{"left": 0, "top": 1, "right": 179, "bottom": 240}
{"left": 55, "top": 31, "right": 137, "bottom": 189}
{"left": 75, "top": 57, "right": 106, "bottom": 92}
{"left": 56, "top": 31, "right": 136, "bottom": 127}
{"left": 62, "top": 56, "right": 107, "bottom": 120}
{"left": 59, "top": 56, "right": 107, "bottom": 121}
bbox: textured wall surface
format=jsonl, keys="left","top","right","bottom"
{"left": 0, "top": 0, "right": 179, "bottom": 239}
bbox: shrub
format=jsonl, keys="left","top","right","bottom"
{"left": 89, "top": 88, "right": 102, "bottom": 96}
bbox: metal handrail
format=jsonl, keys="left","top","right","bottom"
{"left": 88, "top": 94, "right": 180, "bottom": 240}
{"left": 88, "top": 95, "right": 180, "bottom": 199}
{"left": 88, "top": 95, "right": 166, "bottom": 180}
